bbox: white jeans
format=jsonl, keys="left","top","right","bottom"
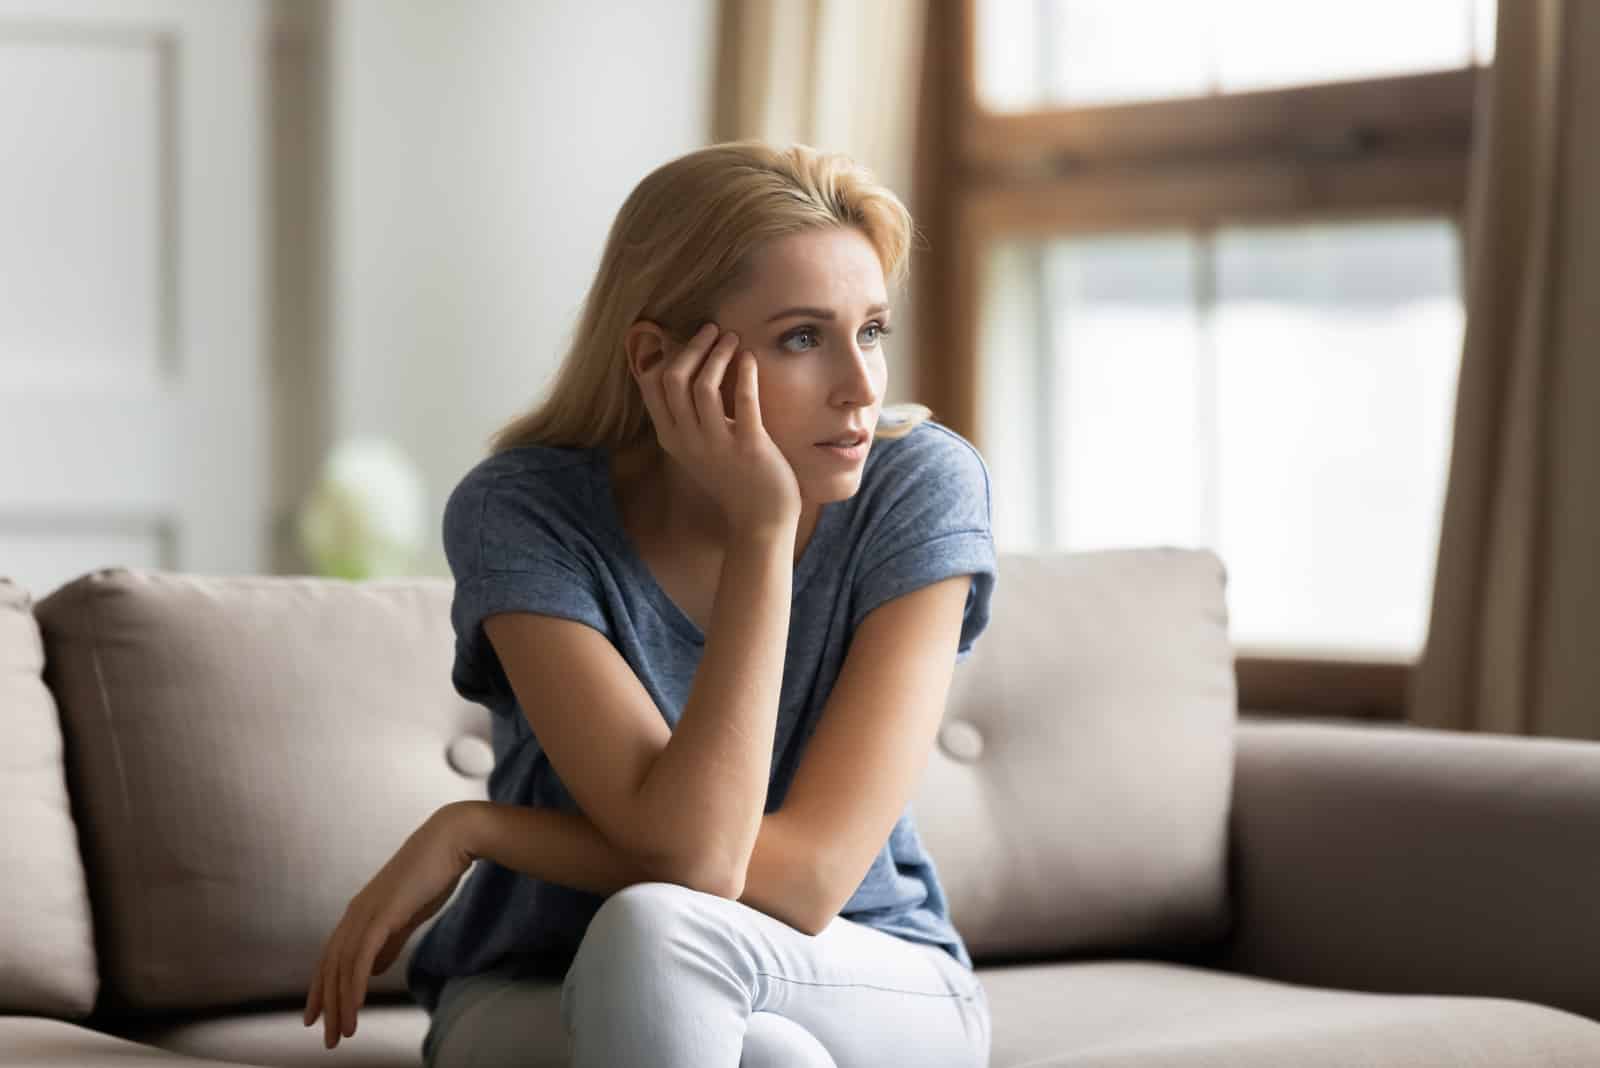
{"left": 423, "top": 881, "right": 991, "bottom": 1068}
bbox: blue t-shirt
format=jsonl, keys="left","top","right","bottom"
{"left": 406, "top": 419, "right": 998, "bottom": 1014}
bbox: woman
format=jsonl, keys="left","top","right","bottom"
{"left": 303, "top": 141, "right": 998, "bottom": 1067}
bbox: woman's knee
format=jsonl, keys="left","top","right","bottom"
{"left": 578, "top": 881, "right": 709, "bottom": 959}
{"left": 564, "top": 882, "right": 719, "bottom": 1004}
{"left": 561, "top": 881, "right": 736, "bottom": 1035}
{"left": 741, "top": 1012, "right": 838, "bottom": 1068}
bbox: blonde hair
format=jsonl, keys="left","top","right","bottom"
{"left": 486, "top": 140, "right": 932, "bottom": 457}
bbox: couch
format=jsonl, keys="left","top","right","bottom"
{"left": 4, "top": 548, "right": 1599, "bottom": 1067}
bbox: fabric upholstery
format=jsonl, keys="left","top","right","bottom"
{"left": 0, "top": 576, "right": 98, "bottom": 1018}
{"left": 113, "top": 961, "right": 1600, "bottom": 1068}
{"left": 0, "top": 1016, "right": 248, "bottom": 1067}
{"left": 33, "top": 568, "right": 494, "bottom": 1015}
{"left": 978, "top": 959, "right": 1600, "bottom": 1067}
{"left": 114, "top": 1003, "right": 430, "bottom": 1068}
{"left": 14, "top": 554, "right": 1600, "bottom": 1066}
{"left": 1216, "top": 718, "right": 1600, "bottom": 1021}
{"left": 913, "top": 548, "right": 1236, "bottom": 961}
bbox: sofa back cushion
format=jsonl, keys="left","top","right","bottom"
{"left": 0, "top": 577, "right": 99, "bottom": 1018}
{"left": 912, "top": 548, "right": 1237, "bottom": 961}
{"left": 34, "top": 569, "right": 492, "bottom": 1015}
{"left": 34, "top": 548, "right": 1237, "bottom": 1015}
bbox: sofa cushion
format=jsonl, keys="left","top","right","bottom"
{"left": 0, "top": 576, "right": 99, "bottom": 1018}
{"left": 913, "top": 548, "right": 1236, "bottom": 961}
{"left": 34, "top": 568, "right": 493, "bottom": 1016}
{"left": 106, "top": 961, "right": 1600, "bottom": 1068}
{"left": 113, "top": 1003, "right": 430, "bottom": 1068}
{"left": 0, "top": 1016, "right": 252, "bottom": 1067}
{"left": 981, "top": 959, "right": 1600, "bottom": 1067}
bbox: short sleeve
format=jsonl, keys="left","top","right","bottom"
{"left": 442, "top": 466, "right": 611, "bottom": 706}
{"left": 849, "top": 427, "right": 998, "bottom": 664}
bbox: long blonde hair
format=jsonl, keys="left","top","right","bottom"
{"left": 487, "top": 141, "right": 932, "bottom": 457}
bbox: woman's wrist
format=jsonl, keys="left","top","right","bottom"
{"left": 434, "top": 800, "right": 489, "bottom": 861}
{"left": 726, "top": 512, "right": 799, "bottom": 549}
{"left": 432, "top": 799, "right": 661, "bottom": 896}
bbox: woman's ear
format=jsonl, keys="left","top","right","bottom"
{"left": 624, "top": 321, "right": 673, "bottom": 379}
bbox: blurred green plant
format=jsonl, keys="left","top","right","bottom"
{"left": 296, "top": 437, "right": 425, "bottom": 580}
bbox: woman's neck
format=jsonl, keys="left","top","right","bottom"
{"left": 611, "top": 442, "right": 821, "bottom": 564}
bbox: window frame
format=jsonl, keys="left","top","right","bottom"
{"left": 914, "top": 0, "right": 1483, "bottom": 720}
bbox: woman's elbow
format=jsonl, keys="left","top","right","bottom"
{"left": 647, "top": 848, "right": 745, "bottom": 901}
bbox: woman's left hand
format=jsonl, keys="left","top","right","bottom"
{"left": 303, "top": 801, "right": 478, "bottom": 1049}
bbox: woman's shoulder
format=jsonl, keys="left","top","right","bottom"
{"left": 863, "top": 419, "right": 991, "bottom": 498}
{"left": 447, "top": 443, "right": 597, "bottom": 511}
{"left": 458, "top": 442, "right": 594, "bottom": 487}
{"left": 442, "top": 445, "right": 602, "bottom": 563}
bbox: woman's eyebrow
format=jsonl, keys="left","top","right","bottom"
{"left": 766, "top": 302, "right": 890, "bottom": 323}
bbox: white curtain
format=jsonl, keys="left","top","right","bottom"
{"left": 712, "top": 0, "right": 929, "bottom": 405}
{"left": 1408, "top": 0, "right": 1600, "bottom": 739}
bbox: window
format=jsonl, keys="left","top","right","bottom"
{"left": 977, "top": 0, "right": 1495, "bottom": 110}
{"left": 915, "top": 0, "right": 1491, "bottom": 718}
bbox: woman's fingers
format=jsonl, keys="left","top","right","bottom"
{"left": 371, "top": 924, "right": 409, "bottom": 982}
{"left": 655, "top": 323, "right": 714, "bottom": 433}
{"left": 320, "top": 931, "right": 343, "bottom": 1048}
{"left": 694, "top": 336, "right": 741, "bottom": 440}
{"left": 303, "top": 960, "right": 322, "bottom": 1027}
{"left": 346, "top": 921, "right": 391, "bottom": 1038}
{"left": 734, "top": 348, "right": 762, "bottom": 437}
{"left": 338, "top": 915, "right": 372, "bottom": 1040}
{"left": 666, "top": 328, "right": 731, "bottom": 433}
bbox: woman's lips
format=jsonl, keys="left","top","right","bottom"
{"left": 816, "top": 439, "right": 867, "bottom": 463}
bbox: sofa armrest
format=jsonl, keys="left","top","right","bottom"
{"left": 1211, "top": 717, "right": 1600, "bottom": 1022}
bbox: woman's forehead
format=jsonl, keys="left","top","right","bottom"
{"left": 737, "top": 229, "right": 888, "bottom": 311}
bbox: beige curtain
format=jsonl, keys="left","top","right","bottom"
{"left": 712, "top": 0, "right": 929, "bottom": 405}
{"left": 1408, "top": 0, "right": 1600, "bottom": 739}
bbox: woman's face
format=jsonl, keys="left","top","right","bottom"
{"left": 710, "top": 226, "right": 890, "bottom": 501}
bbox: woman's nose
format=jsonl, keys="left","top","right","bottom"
{"left": 840, "top": 343, "right": 881, "bottom": 403}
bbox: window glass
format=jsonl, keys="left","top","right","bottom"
{"left": 979, "top": 219, "right": 1464, "bottom": 659}
{"left": 977, "top": 0, "right": 1497, "bottom": 111}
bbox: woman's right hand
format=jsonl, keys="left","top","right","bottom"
{"left": 638, "top": 322, "right": 803, "bottom": 537}
{"left": 303, "top": 804, "right": 474, "bottom": 1049}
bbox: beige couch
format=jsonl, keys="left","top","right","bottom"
{"left": 4, "top": 549, "right": 1599, "bottom": 1067}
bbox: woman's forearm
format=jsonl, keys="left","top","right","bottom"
{"left": 634, "top": 524, "right": 796, "bottom": 895}
{"left": 449, "top": 800, "right": 822, "bottom": 932}
{"left": 452, "top": 800, "right": 657, "bottom": 897}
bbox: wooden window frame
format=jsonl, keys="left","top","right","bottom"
{"left": 914, "top": 0, "right": 1482, "bottom": 721}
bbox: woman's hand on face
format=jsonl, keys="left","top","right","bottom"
{"left": 303, "top": 803, "right": 476, "bottom": 1050}
{"left": 638, "top": 322, "right": 803, "bottom": 538}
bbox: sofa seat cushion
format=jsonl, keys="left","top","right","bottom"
{"left": 106, "top": 1003, "right": 430, "bottom": 1068}
{"left": 108, "top": 960, "right": 1600, "bottom": 1068}
{"left": 982, "top": 959, "right": 1600, "bottom": 1067}
{"left": 100, "top": 960, "right": 1600, "bottom": 1068}
{"left": 0, "top": 1015, "right": 245, "bottom": 1066}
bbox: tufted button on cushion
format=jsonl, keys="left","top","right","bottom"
{"left": 447, "top": 735, "right": 495, "bottom": 779}
{"left": 938, "top": 720, "right": 985, "bottom": 763}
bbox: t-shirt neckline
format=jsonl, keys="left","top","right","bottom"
{"left": 589, "top": 446, "right": 840, "bottom": 646}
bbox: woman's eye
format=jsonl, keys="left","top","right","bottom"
{"left": 779, "top": 321, "right": 894, "bottom": 353}
{"left": 779, "top": 327, "right": 822, "bottom": 352}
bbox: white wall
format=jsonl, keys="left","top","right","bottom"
{"left": 3, "top": 1, "right": 270, "bottom": 598}
{"left": 324, "top": 0, "right": 717, "bottom": 577}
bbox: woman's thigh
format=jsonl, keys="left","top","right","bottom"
{"left": 426, "top": 882, "right": 990, "bottom": 1068}
{"left": 424, "top": 961, "right": 569, "bottom": 1068}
